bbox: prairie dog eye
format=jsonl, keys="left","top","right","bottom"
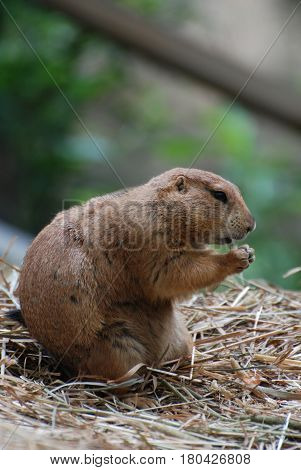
{"left": 211, "top": 190, "right": 228, "bottom": 203}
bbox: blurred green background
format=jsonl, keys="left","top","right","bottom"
{"left": 1, "top": 0, "right": 301, "bottom": 288}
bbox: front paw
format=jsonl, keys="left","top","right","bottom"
{"left": 227, "top": 245, "right": 255, "bottom": 273}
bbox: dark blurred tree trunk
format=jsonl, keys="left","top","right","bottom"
{"left": 34, "top": 0, "right": 301, "bottom": 132}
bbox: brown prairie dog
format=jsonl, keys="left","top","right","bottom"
{"left": 17, "top": 168, "right": 256, "bottom": 379}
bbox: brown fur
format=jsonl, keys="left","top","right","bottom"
{"left": 18, "top": 168, "right": 255, "bottom": 379}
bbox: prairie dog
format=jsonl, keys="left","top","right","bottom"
{"left": 17, "top": 168, "right": 255, "bottom": 379}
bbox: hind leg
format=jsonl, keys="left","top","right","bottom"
{"left": 162, "top": 311, "right": 192, "bottom": 362}
{"left": 79, "top": 335, "right": 146, "bottom": 380}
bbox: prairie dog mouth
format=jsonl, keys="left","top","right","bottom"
{"left": 215, "top": 237, "right": 232, "bottom": 245}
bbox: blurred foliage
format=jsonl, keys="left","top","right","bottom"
{"left": 0, "top": 0, "right": 128, "bottom": 232}
{"left": 0, "top": 0, "right": 300, "bottom": 289}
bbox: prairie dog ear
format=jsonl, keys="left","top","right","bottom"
{"left": 175, "top": 175, "right": 187, "bottom": 193}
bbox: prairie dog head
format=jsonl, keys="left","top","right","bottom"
{"left": 149, "top": 168, "right": 256, "bottom": 248}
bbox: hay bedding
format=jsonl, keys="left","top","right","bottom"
{"left": 1, "top": 262, "right": 301, "bottom": 450}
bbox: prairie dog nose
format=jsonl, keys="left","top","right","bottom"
{"left": 246, "top": 216, "right": 256, "bottom": 233}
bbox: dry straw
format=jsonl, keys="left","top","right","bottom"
{"left": 1, "top": 259, "right": 301, "bottom": 449}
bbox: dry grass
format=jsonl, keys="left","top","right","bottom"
{"left": 1, "top": 261, "right": 301, "bottom": 450}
